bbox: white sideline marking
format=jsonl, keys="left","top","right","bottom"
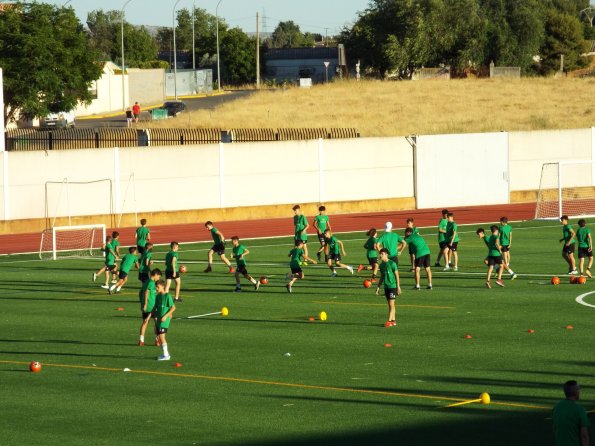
{"left": 575, "top": 290, "right": 595, "bottom": 308}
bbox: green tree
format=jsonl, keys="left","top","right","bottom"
{"left": 0, "top": 3, "right": 102, "bottom": 122}
{"left": 220, "top": 27, "right": 256, "bottom": 85}
{"left": 271, "top": 21, "right": 313, "bottom": 48}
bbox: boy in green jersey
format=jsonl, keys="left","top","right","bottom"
{"left": 499, "top": 217, "right": 513, "bottom": 266}
{"left": 231, "top": 236, "right": 260, "bottom": 292}
{"left": 323, "top": 229, "right": 354, "bottom": 277}
{"left": 155, "top": 279, "right": 176, "bottom": 361}
{"left": 375, "top": 248, "right": 401, "bottom": 327}
{"left": 443, "top": 213, "right": 459, "bottom": 271}
{"left": 435, "top": 209, "right": 449, "bottom": 267}
{"left": 552, "top": 380, "right": 591, "bottom": 446}
{"left": 357, "top": 228, "right": 379, "bottom": 281}
{"left": 376, "top": 222, "right": 406, "bottom": 265}
{"left": 286, "top": 240, "right": 316, "bottom": 293}
{"left": 560, "top": 215, "right": 578, "bottom": 275}
{"left": 477, "top": 226, "right": 516, "bottom": 288}
{"left": 405, "top": 218, "right": 419, "bottom": 272}
{"left": 138, "top": 242, "right": 154, "bottom": 283}
{"left": 204, "top": 221, "right": 234, "bottom": 273}
{"left": 135, "top": 219, "right": 151, "bottom": 255}
{"left": 576, "top": 219, "right": 593, "bottom": 278}
{"left": 405, "top": 228, "right": 432, "bottom": 290}
{"left": 313, "top": 206, "right": 331, "bottom": 262}
{"left": 109, "top": 246, "right": 139, "bottom": 294}
{"left": 292, "top": 205, "right": 311, "bottom": 261}
{"left": 93, "top": 235, "right": 118, "bottom": 289}
{"left": 110, "top": 231, "right": 121, "bottom": 284}
{"left": 165, "top": 241, "right": 182, "bottom": 302}
{"left": 138, "top": 269, "right": 162, "bottom": 346}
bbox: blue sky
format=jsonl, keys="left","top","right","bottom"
{"left": 48, "top": 0, "right": 370, "bottom": 34}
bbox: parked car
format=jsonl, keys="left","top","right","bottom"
{"left": 162, "top": 101, "right": 187, "bottom": 117}
{"left": 40, "top": 110, "right": 75, "bottom": 128}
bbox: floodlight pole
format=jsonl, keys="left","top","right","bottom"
{"left": 121, "top": 0, "right": 133, "bottom": 111}
{"left": 173, "top": 0, "right": 182, "bottom": 100}
{"left": 216, "top": 0, "right": 223, "bottom": 92}
{"left": 192, "top": 0, "right": 196, "bottom": 71}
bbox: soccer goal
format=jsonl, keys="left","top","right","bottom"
{"left": 39, "top": 224, "right": 106, "bottom": 260}
{"left": 535, "top": 161, "right": 595, "bottom": 220}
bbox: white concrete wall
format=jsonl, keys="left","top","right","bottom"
{"left": 128, "top": 69, "right": 165, "bottom": 106}
{"left": 75, "top": 74, "right": 129, "bottom": 117}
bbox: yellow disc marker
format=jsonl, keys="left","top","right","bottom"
{"left": 319, "top": 311, "right": 327, "bottom": 321}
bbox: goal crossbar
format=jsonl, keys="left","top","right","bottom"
{"left": 40, "top": 224, "right": 106, "bottom": 260}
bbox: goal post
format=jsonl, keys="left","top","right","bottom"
{"left": 535, "top": 161, "right": 595, "bottom": 220}
{"left": 39, "top": 224, "right": 106, "bottom": 260}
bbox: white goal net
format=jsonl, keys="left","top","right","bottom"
{"left": 535, "top": 161, "right": 595, "bottom": 220}
{"left": 39, "top": 224, "right": 106, "bottom": 260}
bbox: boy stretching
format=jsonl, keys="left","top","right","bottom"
{"left": 109, "top": 246, "right": 139, "bottom": 294}
{"left": 323, "top": 229, "right": 354, "bottom": 277}
{"left": 231, "top": 236, "right": 260, "bottom": 292}
{"left": 375, "top": 248, "right": 401, "bottom": 327}
{"left": 576, "top": 219, "right": 593, "bottom": 278}
{"left": 138, "top": 269, "right": 162, "bottom": 346}
{"left": 93, "top": 235, "right": 117, "bottom": 289}
{"left": 155, "top": 279, "right": 176, "bottom": 361}
{"left": 204, "top": 221, "right": 234, "bottom": 273}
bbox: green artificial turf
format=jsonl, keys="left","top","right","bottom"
{"left": 1, "top": 220, "right": 593, "bottom": 445}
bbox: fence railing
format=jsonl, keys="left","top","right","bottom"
{"left": 5, "top": 127, "right": 360, "bottom": 151}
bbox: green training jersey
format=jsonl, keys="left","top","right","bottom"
{"left": 120, "top": 253, "right": 137, "bottom": 274}
{"left": 576, "top": 227, "right": 591, "bottom": 248}
{"left": 105, "top": 242, "right": 116, "bottom": 266}
{"left": 327, "top": 235, "right": 340, "bottom": 255}
{"left": 140, "top": 250, "right": 152, "bottom": 274}
{"left": 155, "top": 292, "right": 175, "bottom": 329}
{"left": 232, "top": 244, "right": 248, "bottom": 267}
{"left": 438, "top": 218, "right": 448, "bottom": 242}
{"left": 294, "top": 214, "right": 308, "bottom": 241}
{"left": 379, "top": 260, "right": 398, "bottom": 289}
{"left": 112, "top": 239, "right": 120, "bottom": 255}
{"left": 446, "top": 221, "right": 459, "bottom": 243}
{"left": 165, "top": 250, "right": 179, "bottom": 273}
{"left": 406, "top": 233, "right": 430, "bottom": 258}
{"left": 364, "top": 236, "right": 378, "bottom": 259}
{"left": 314, "top": 214, "right": 329, "bottom": 233}
{"left": 139, "top": 279, "right": 157, "bottom": 313}
{"left": 378, "top": 232, "right": 402, "bottom": 257}
{"left": 136, "top": 226, "right": 150, "bottom": 247}
{"left": 289, "top": 248, "right": 304, "bottom": 268}
{"left": 484, "top": 235, "right": 501, "bottom": 257}
{"left": 552, "top": 399, "right": 591, "bottom": 446}
{"left": 499, "top": 224, "right": 512, "bottom": 246}
{"left": 562, "top": 224, "right": 575, "bottom": 244}
{"left": 211, "top": 227, "right": 224, "bottom": 244}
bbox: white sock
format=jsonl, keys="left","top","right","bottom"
{"left": 116, "top": 286, "right": 121, "bottom": 292}
{"left": 162, "top": 343, "right": 169, "bottom": 356}
{"left": 140, "top": 335, "right": 144, "bottom": 342}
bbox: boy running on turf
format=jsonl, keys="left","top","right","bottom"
{"left": 138, "top": 268, "right": 162, "bottom": 346}
{"left": 376, "top": 222, "right": 406, "bottom": 265}
{"left": 286, "top": 240, "right": 316, "bottom": 293}
{"left": 231, "top": 236, "right": 260, "bottom": 292}
{"left": 443, "top": 213, "right": 459, "bottom": 271}
{"left": 165, "top": 241, "right": 182, "bottom": 302}
{"left": 576, "top": 219, "right": 593, "bottom": 278}
{"left": 293, "top": 205, "right": 310, "bottom": 260}
{"left": 155, "top": 279, "right": 176, "bottom": 361}
{"left": 138, "top": 242, "right": 153, "bottom": 283}
{"left": 313, "top": 206, "right": 331, "bottom": 262}
{"left": 499, "top": 217, "right": 512, "bottom": 266}
{"left": 109, "top": 246, "right": 139, "bottom": 294}
{"left": 435, "top": 209, "right": 449, "bottom": 267}
{"left": 204, "top": 221, "right": 234, "bottom": 273}
{"left": 375, "top": 248, "right": 401, "bottom": 327}
{"left": 93, "top": 235, "right": 117, "bottom": 289}
{"left": 404, "top": 228, "right": 432, "bottom": 290}
{"left": 110, "top": 231, "right": 121, "bottom": 283}
{"left": 477, "top": 226, "right": 516, "bottom": 288}
{"left": 323, "top": 229, "right": 354, "bottom": 277}
{"left": 135, "top": 219, "right": 150, "bottom": 255}
{"left": 357, "top": 228, "right": 379, "bottom": 281}
{"left": 560, "top": 215, "right": 578, "bottom": 275}
{"left": 405, "top": 218, "right": 419, "bottom": 272}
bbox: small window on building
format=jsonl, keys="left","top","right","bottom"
{"left": 88, "top": 81, "right": 98, "bottom": 99}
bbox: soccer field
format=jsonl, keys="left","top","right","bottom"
{"left": 1, "top": 219, "right": 593, "bottom": 445}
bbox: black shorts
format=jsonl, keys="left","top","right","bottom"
{"left": 501, "top": 245, "right": 510, "bottom": 253}
{"left": 236, "top": 265, "right": 248, "bottom": 275}
{"left": 118, "top": 271, "right": 128, "bottom": 280}
{"left": 329, "top": 253, "right": 341, "bottom": 262}
{"left": 562, "top": 244, "right": 575, "bottom": 255}
{"left": 291, "top": 266, "right": 303, "bottom": 276}
{"left": 294, "top": 237, "right": 307, "bottom": 245}
{"left": 317, "top": 233, "right": 326, "bottom": 245}
{"left": 106, "top": 264, "right": 116, "bottom": 272}
{"left": 390, "top": 256, "right": 399, "bottom": 265}
{"left": 142, "top": 311, "right": 154, "bottom": 320}
{"left": 367, "top": 256, "right": 378, "bottom": 266}
{"left": 448, "top": 242, "right": 458, "bottom": 252}
{"left": 486, "top": 255, "right": 503, "bottom": 266}
{"left": 138, "top": 272, "right": 149, "bottom": 282}
{"left": 414, "top": 254, "right": 430, "bottom": 268}
{"left": 384, "top": 288, "right": 397, "bottom": 300}
{"left": 578, "top": 247, "right": 593, "bottom": 258}
{"left": 211, "top": 243, "right": 225, "bottom": 255}
{"left": 166, "top": 271, "right": 179, "bottom": 280}
{"left": 137, "top": 245, "right": 146, "bottom": 255}
{"left": 157, "top": 327, "right": 168, "bottom": 334}
{"left": 439, "top": 241, "right": 448, "bottom": 250}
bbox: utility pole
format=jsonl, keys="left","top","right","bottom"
{"left": 325, "top": 28, "right": 328, "bottom": 47}
{"left": 256, "top": 12, "right": 260, "bottom": 89}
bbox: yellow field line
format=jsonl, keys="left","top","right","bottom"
{"left": 0, "top": 359, "right": 548, "bottom": 410}
{"left": 312, "top": 301, "right": 456, "bottom": 310}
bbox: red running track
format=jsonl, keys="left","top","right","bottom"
{"left": 0, "top": 203, "right": 536, "bottom": 255}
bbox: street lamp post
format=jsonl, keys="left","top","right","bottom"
{"left": 192, "top": 0, "right": 196, "bottom": 71}
{"left": 216, "top": 0, "right": 223, "bottom": 92}
{"left": 173, "top": 0, "right": 182, "bottom": 100}
{"left": 121, "top": 0, "right": 133, "bottom": 111}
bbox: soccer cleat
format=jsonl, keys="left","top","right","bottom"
{"left": 384, "top": 321, "right": 396, "bottom": 328}
{"left": 116, "top": 287, "right": 122, "bottom": 293}
{"left": 254, "top": 281, "right": 260, "bottom": 291}
{"left": 414, "top": 285, "right": 420, "bottom": 290}
{"left": 510, "top": 273, "right": 517, "bottom": 280}
{"left": 111, "top": 279, "right": 118, "bottom": 284}
{"left": 101, "top": 284, "right": 109, "bottom": 289}
{"left": 92, "top": 273, "right": 97, "bottom": 282}
{"left": 317, "top": 252, "right": 321, "bottom": 262}
{"left": 285, "top": 272, "right": 292, "bottom": 281}
{"left": 443, "top": 266, "right": 451, "bottom": 271}
{"left": 347, "top": 266, "right": 354, "bottom": 275}
{"left": 357, "top": 264, "right": 365, "bottom": 273}
{"left": 371, "top": 278, "right": 377, "bottom": 283}
{"left": 486, "top": 281, "right": 491, "bottom": 289}
{"left": 204, "top": 266, "right": 212, "bottom": 273}
{"left": 138, "top": 341, "right": 145, "bottom": 346}
{"left": 286, "top": 284, "right": 292, "bottom": 293}
{"left": 157, "top": 355, "right": 171, "bottom": 361}
{"left": 568, "top": 269, "right": 578, "bottom": 275}
{"left": 427, "top": 284, "right": 433, "bottom": 290}
{"left": 108, "top": 285, "right": 116, "bottom": 294}
{"left": 228, "top": 267, "right": 235, "bottom": 273}
{"left": 586, "top": 269, "right": 592, "bottom": 278}
{"left": 434, "top": 262, "right": 441, "bottom": 267}
{"left": 330, "top": 272, "right": 338, "bottom": 277}
{"left": 174, "top": 297, "right": 184, "bottom": 302}
{"left": 234, "top": 288, "right": 242, "bottom": 293}
{"left": 453, "top": 267, "right": 458, "bottom": 272}
{"left": 496, "top": 280, "right": 505, "bottom": 287}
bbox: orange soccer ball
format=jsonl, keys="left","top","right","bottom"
{"left": 363, "top": 279, "right": 372, "bottom": 288}
{"left": 570, "top": 276, "right": 578, "bottom": 284}
{"left": 179, "top": 265, "right": 187, "bottom": 273}
{"left": 578, "top": 276, "right": 587, "bottom": 285}
{"left": 29, "top": 361, "right": 42, "bottom": 373}
{"left": 551, "top": 276, "right": 560, "bottom": 285}
{"left": 260, "top": 276, "right": 268, "bottom": 285}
